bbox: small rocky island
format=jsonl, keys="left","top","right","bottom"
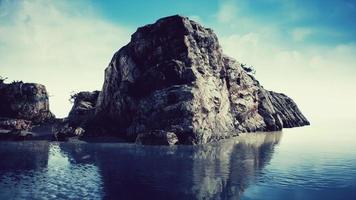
{"left": 0, "top": 15, "right": 309, "bottom": 145}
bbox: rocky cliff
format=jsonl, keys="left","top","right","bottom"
{"left": 87, "top": 15, "right": 309, "bottom": 144}
{"left": 0, "top": 80, "right": 54, "bottom": 125}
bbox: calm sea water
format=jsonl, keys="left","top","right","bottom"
{"left": 0, "top": 119, "right": 355, "bottom": 200}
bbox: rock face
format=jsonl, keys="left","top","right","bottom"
{"left": 68, "top": 91, "right": 99, "bottom": 127}
{"left": 135, "top": 130, "right": 179, "bottom": 146}
{"left": 93, "top": 15, "right": 309, "bottom": 144}
{"left": 0, "top": 118, "right": 32, "bottom": 131}
{"left": 53, "top": 124, "right": 85, "bottom": 141}
{"left": 0, "top": 80, "right": 54, "bottom": 124}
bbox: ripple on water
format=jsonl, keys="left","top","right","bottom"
{"left": 0, "top": 122, "right": 355, "bottom": 200}
{"left": 0, "top": 143, "right": 104, "bottom": 200}
{"left": 254, "top": 146, "right": 356, "bottom": 190}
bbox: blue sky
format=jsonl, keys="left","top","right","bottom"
{"left": 88, "top": 0, "right": 356, "bottom": 45}
{"left": 0, "top": 0, "right": 355, "bottom": 120}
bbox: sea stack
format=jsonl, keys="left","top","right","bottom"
{"left": 79, "top": 15, "right": 309, "bottom": 144}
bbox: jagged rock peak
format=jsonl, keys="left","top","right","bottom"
{"left": 131, "top": 15, "right": 215, "bottom": 40}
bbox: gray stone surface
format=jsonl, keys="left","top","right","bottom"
{"left": 90, "top": 15, "right": 309, "bottom": 144}
{"left": 0, "top": 80, "right": 54, "bottom": 124}
{"left": 68, "top": 91, "right": 100, "bottom": 127}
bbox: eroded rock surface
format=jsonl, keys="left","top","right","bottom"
{"left": 0, "top": 118, "right": 32, "bottom": 131}
{"left": 89, "top": 15, "right": 309, "bottom": 144}
{"left": 53, "top": 123, "right": 85, "bottom": 141}
{"left": 0, "top": 80, "right": 54, "bottom": 124}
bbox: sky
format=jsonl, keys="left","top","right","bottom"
{"left": 0, "top": 0, "right": 355, "bottom": 121}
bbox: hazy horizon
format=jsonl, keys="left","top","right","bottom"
{"left": 1, "top": 0, "right": 355, "bottom": 122}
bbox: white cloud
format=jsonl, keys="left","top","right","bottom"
{"left": 189, "top": 15, "right": 203, "bottom": 23}
{"left": 213, "top": 0, "right": 356, "bottom": 122}
{"left": 0, "top": 0, "right": 132, "bottom": 117}
{"left": 216, "top": 1, "right": 237, "bottom": 23}
{"left": 291, "top": 27, "right": 313, "bottom": 42}
{"left": 220, "top": 33, "right": 356, "bottom": 121}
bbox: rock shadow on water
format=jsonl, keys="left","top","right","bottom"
{"left": 0, "top": 142, "right": 104, "bottom": 199}
{"left": 0, "top": 141, "right": 50, "bottom": 171}
{"left": 0, "top": 141, "right": 51, "bottom": 199}
{"left": 59, "top": 131, "right": 282, "bottom": 199}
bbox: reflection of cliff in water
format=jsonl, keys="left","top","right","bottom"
{"left": 59, "top": 132, "right": 282, "bottom": 199}
{"left": 191, "top": 132, "right": 282, "bottom": 199}
{"left": 0, "top": 141, "right": 49, "bottom": 171}
{"left": 0, "top": 141, "right": 50, "bottom": 199}
{"left": 0, "top": 142, "right": 104, "bottom": 199}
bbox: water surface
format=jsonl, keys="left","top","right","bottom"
{"left": 0, "top": 120, "right": 355, "bottom": 200}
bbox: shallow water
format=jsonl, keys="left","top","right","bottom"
{"left": 0, "top": 119, "right": 355, "bottom": 200}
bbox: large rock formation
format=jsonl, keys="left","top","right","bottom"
{"left": 0, "top": 80, "right": 54, "bottom": 124}
{"left": 90, "top": 15, "right": 309, "bottom": 144}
